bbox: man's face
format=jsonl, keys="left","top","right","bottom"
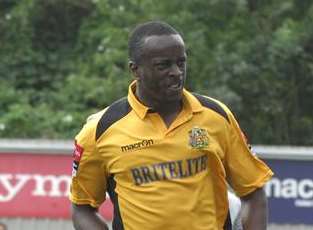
{"left": 135, "top": 34, "right": 187, "bottom": 105}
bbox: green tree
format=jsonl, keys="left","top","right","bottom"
{"left": 0, "top": 0, "right": 312, "bottom": 144}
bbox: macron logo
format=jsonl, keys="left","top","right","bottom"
{"left": 121, "top": 139, "right": 154, "bottom": 152}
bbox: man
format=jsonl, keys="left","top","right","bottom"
{"left": 70, "top": 21, "right": 273, "bottom": 230}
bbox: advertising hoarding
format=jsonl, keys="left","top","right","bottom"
{"left": 0, "top": 152, "right": 112, "bottom": 220}
{"left": 264, "top": 159, "right": 313, "bottom": 224}
{"left": 1, "top": 141, "right": 312, "bottom": 225}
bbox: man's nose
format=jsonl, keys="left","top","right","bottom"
{"left": 169, "top": 64, "right": 183, "bottom": 77}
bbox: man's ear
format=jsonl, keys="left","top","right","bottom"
{"left": 129, "top": 61, "right": 140, "bottom": 80}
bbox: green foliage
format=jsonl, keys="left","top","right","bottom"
{"left": 1, "top": 0, "right": 313, "bottom": 145}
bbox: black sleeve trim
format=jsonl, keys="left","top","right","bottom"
{"left": 223, "top": 211, "right": 232, "bottom": 230}
{"left": 96, "top": 97, "right": 131, "bottom": 140}
{"left": 107, "top": 175, "right": 125, "bottom": 230}
{"left": 192, "top": 93, "right": 230, "bottom": 123}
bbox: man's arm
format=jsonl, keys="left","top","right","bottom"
{"left": 72, "top": 203, "right": 109, "bottom": 230}
{"left": 240, "top": 187, "right": 268, "bottom": 230}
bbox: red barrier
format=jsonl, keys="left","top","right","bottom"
{"left": 0, "top": 153, "right": 113, "bottom": 220}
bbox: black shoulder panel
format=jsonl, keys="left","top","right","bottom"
{"left": 96, "top": 97, "right": 131, "bottom": 140}
{"left": 192, "top": 93, "right": 230, "bottom": 123}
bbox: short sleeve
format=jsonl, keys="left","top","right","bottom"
{"left": 223, "top": 108, "right": 274, "bottom": 197}
{"left": 69, "top": 119, "right": 107, "bottom": 208}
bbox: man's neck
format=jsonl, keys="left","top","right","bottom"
{"left": 134, "top": 84, "right": 183, "bottom": 127}
{"left": 157, "top": 102, "right": 183, "bottom": 128}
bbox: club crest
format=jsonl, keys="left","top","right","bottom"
{"left": 188, "top": 127, "right": 209, "bottom": 149}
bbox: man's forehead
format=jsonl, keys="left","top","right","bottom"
{"left": 142, "top": 34, "right": 185, "bottom": 49}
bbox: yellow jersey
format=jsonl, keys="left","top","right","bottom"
{"left": 70, "top": 81, "right": 273, "bottom": 230}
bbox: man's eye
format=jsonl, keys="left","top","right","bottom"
{"left": 156, "top": 62, "right": 169, "bottom": 69}
{"left": 177, "top": 60, "right": 186, "bottom": 68}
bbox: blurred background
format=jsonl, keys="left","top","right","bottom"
{"left": 0, "top": 0, "right": 312, "bottom": 229}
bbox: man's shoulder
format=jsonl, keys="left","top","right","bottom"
{"left": 75, "top": 108, "right": 108, "bottom": 141}
{"left": 94, "top": 97, "right": 132, "bottom": 140}
{"left": 77, "top": 97, "right": 131, "bottom": 141}
{"left": 86, "top": 97, "right": 129, "bottom": 123}
{"left": 192, "top": 93, "right": 231, "bottom": 123}
{"left": 86, "top": 108, "right": 109, "bottom": 123}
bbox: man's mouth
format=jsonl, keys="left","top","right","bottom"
{"left": 168, "top": 81, "right": 182, "bottom": 90}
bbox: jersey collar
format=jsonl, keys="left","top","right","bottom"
{"left": 127, "top": 81, "right": 204, "bottom": 119}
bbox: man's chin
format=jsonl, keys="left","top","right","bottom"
{"left": 162, "top": 94, "right": 183, "bottom": 104}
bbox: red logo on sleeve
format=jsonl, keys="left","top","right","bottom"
{"left": 73, "top": 141, "right": 84, "bottom": 162}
